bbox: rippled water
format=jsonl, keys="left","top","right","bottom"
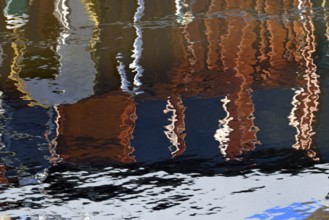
{"left": 1, "top": 0, "right": 329, "bottom": 219}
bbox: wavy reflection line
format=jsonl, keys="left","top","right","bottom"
{"left": 4, "top": 1, "right": 45, "bottom": 106}
{"left": 118, "top": 99, "right": 137, "bottom": 163}
{"left": 288, "top": 0, "right": 320, "bottom": 160}
{"left": 255, "top": 1, "right": 271, "bottom": 82}
{"left": 234, "top": 11, "right": 259, "bottom": 156}
{"left": 265, "top": 0, "right": 287, "bottom": 85}
{"left": 214, "top": 96, "right": 233, "bottom": 158}
{"left": 129, "top": 0, "right": 144, "bottom": 95}
{"left": 164, "top": 96, "right": 186, "bottom": 158}
{"left": 177, "top": 0, "right": 201, "bottom": 74}
{"left": 8, "top": 33, "right": 38, "bottom": 105}
{"left": 46, "top": 105, "right": 62, "bottom": 165}
{"left": 205, "top": 0, "right": 222, "bottom": 71}
{"left": 54, "top": 0, "right": 70, "bottom": 45}
{"left": 215, "top": 5, "right": 259, "bottom": 159}
{"left": 116, "top": 53, "right": 132, "bottom": 94}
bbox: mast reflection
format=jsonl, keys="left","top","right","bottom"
{"left": 288, "top": 0, "right": 320, "bottom": 160}
{"left": 164, "top": 95, "right": 186, "bottom": 158}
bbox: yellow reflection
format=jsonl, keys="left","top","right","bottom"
{"left": 81, "top": 0, "right": 100, "bottom": 52}
{"left": 9, "top": 32, "right": 42, "bottom": 107}
{"left": 288, "top": 0, "right": 320, "bottom": 160}
{"left": 3, "top": 0, "right": 43, "bottom": 106}
{"left": 164, "top": 95, "right": 186, "bottom": 158}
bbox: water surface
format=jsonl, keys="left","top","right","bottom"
{"left": 1, "top": 0, "right": 329, "bottom": 219}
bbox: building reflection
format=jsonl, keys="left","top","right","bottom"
{"left": 0, "top": 0, "right": 324, "bottom": 175}
{"left": 53, "top": 0, "right": 138, "bottom": 164}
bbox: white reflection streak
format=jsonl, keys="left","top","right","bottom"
{"left": 55, "top": 0, "right": 70, "bottom": 45}
{"left": 288, "top": 87, "right": 303, "bottom": 149}
{"left": 298, "top": 0, "right": 305, "bottom": 21}
{"left": 163, "top": 97, "right": 180, "bottom": 156}
{"left": 116, "top": 53, "right": 131, "bottom": 93}
{"left": 47, "top": 105, "right": 62, "bottom": 165}
{"left": 214, "top": 96, "right": 233, "bottom": 157}
{"left": 129, "top": 0, "right": 145, "bottom": 95}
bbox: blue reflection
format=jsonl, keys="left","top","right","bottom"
{"left": 247, "top": 201, "right": 321, "bottom": 220}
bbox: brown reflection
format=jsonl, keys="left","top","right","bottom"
{"left": 204, "top": 0, "right": 225, "bottom": 71}
{"left": 0, "top": 0, "right": 323, "bottom": 164}
{"left": 56, "top": 92, "right": 137, "bottom": 164}
{"left": 167, "top": 0, "right": 317, "bottom": 160}
{"left": 288, "top": 0, "right": 320, "bottom": 160}
{"left": 214, "top": 0, "right": 259, "bottom": 159}
{"left": 0, "top": 164, "right": 7, "bottom": 184}
{"left": 164, "top": 95, "right": 186, "bottom": 158}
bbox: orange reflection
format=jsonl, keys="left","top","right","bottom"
{"left": 214, "top": 1, "right": 259, "bottom": 159}
{"left": 56, "top": 92, "right": 137, "bottom": 164}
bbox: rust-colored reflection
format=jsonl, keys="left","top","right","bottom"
{"left": 288, "top": 0, "right": 320, "bottom": 161}
{"left": 0, "top": 0, "right": 324, "bottom": 164}
{"left": 169, "top": 0, "right": 314, "bottom": 160}
{"left": 164, "top": 95, "right": 186, "bottom": 158}
{"left": 0, "top": 164, "right": 7, "bottom": 184}
{"left": 214, "top": 3, "right": 259, "bottom": 159}
{"left": 56, "top": 92, "right": 137, "bottom": 164}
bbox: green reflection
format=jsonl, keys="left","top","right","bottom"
{"left": 4, "top": 0, "right": 28, "bottom": 16}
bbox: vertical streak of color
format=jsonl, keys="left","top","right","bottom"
{"left": 130, "top": 0, "right": 145, "bottom": 95}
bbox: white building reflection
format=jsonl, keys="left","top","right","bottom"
{"left": 22, "top": 0, "right": 97, "bottom": 106}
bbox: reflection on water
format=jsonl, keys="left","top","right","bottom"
{"left": 1, "top": 0, "right": 329, "bottom": 219}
